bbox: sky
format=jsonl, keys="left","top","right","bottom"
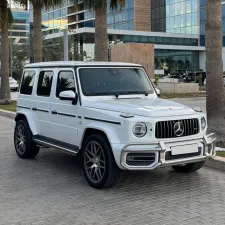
{"left": 10, "top": 0, "right": 25, "bottom": 9}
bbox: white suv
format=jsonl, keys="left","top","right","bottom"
{"left": 14, "top": 61, "right": 216, "bottom": 189}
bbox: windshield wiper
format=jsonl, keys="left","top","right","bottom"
{"left": 119, "top": 91, "right": 150, "bottom": 96}
{"left": 86, "top": 92, "right": 120, "bottom": 98}
{"left": 86, "top": 91, "right": 150, "bottom": 97}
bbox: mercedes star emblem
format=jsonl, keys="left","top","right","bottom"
{"left": 174, "top": 122, "right": 184, "bottom": 137}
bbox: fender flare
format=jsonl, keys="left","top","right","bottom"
{"left": 15, "top": 111, "right": 39, "bottom": 135}
{"left": 80, "top": 123, "right": 121, "bottom": 149}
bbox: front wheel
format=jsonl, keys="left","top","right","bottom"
{"left": 172, "top": 161, "right": 205, "bottom": 173}
{"left": 82, "top": 134, "right": 121, "bottom": 189}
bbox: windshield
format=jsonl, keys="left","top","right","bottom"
{"left": 78, "top": 67, "right": 154, "bottom": 96}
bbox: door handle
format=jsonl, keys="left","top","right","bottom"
{"left": 32, "top": 107, "right": 37, "bottom": 111}
{"left": 52, "top": 110, "right": 57, "bottom": 115}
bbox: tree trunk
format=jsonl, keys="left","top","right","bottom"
{"left": 0, "top": 17, "right": 11, "bottom": 104}
{"left": 33, "top": 3, "right": 43, "bottom": 62}
{"left": 95, "top": 7, "right": 108, "bottom": 61}
{"left": 206, "top": 0, "right": 225, "bottom": 141}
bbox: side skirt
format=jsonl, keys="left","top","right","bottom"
{"left": 33, "top": 135, "right": 80, "bottom": 156}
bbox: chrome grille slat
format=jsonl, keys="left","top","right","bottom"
{"left": 155, "top": 118, "right": 200, "bottom": 139}
{"left": 187, "top": 119, "right": 190, "bottom": 136}
{"left": 170, "top": 121, "right": 173, "bottom": 138}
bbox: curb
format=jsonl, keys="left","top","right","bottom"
{"left": 0, "top": 109, "right": 16, "bottom": 119}
{"left": 0, "top": 109, "right": 225, "bottom": 171}
{"left": 204, "top": 156, "right": 225, "bottom": 171}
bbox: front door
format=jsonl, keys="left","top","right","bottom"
{"left": 50, "top": 69, "right": 79, "bottom": 147}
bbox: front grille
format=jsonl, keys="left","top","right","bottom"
{"left": 126, "top": 153, "right": 156, "bottom": 166}
{"left": 165, "top": 148, "right": 202, "bottom": 161}
{"left": 155, "top": 118, "right": 199, "bottom": 139}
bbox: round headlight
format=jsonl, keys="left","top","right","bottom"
{"left": 132, "top": 123, "right": 147, "bottom": 137}
{"left": 201, "top": 117, "right": 206, "bottom": 130}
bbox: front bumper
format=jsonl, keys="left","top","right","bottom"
{"left": 120, "top": 133, "right": 216, "bottom": 170}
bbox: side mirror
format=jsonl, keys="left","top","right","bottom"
{"left": 59, "top": 90, "right": 78, "bottom": 104}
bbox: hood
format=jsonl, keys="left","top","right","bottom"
{"left": 83, "top": 97, "right": 196, "bottom": 117}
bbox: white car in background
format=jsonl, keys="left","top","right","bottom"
{"left": 0, "top": 77, "right": 19, "bottom": 91}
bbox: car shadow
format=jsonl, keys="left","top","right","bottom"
{"left": 29, "top": 148, "right": 206, "bottom": 192}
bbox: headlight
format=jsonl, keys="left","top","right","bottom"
{"left": 201, "top": 117, "right": 206, "bottom": 130}
{"left": 132, "top": 123, "right": 147, "bottom": 137}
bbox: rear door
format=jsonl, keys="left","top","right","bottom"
{"left": 33, "top": 69, "right": 54, "bottom": 138}
{"left": 49, "top": 68, "right": 79, "bottom": 146}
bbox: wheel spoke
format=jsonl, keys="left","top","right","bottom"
{"left": 99, "top": 165, "right": 105, "bottom": 169}
{"left": 85, "top": 164, "right": 93, "bottom": 170}
{"left": 97, "top": 168, "right": 102, "bottom": 178}
{"left": 86, "top": 147, "right": 95, "bottom": 157}
{"left": 93, "top": 142, "right": 97, "bottom": 153}
{"left": 85, "top": 150, "right": 93, "bottom": 161}
{"left": 15, "top": 132, "right": 22, "bottom": 139}
{"left": 95, "top": 168, "right": 101, "bottom": 181}
{"left": 99, "top": 159, "right": 105, "bottom": 165}
{"left": 21, "top": 143, "right": 26, "bottom": 151}
{"left": 90, "top": 167, "right": 95, "bottom": 177}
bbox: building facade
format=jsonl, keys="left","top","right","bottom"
{"left": 11, "top": 9, "right": 29, "bottom": 44}
{"left": 30, "top": 0, "right": 225, "bottom": 74}
{"left": 9, "top": 1, "right": 29, "bottom": 44}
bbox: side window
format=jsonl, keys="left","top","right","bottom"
{"left": 20, "top": 70, "right": 36, "bottom": 95}
{"left": 56, "top": 71, "right": 76, "bottom": 97}
{"left": 37, "top": 71, "right": 54, "bottom": 97}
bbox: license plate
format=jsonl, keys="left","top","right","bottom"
{"left": 171, "top": 144, "right": 198, "bottom": 156}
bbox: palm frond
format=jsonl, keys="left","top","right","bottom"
{"left": 13, "top": 0, "right": 28, "bottom": 9}
{"left": 75, "top": 0, "right": 126, "bottom": 10}
{"left": 0, "top": 1, "right": 14, "bottom": 28}
{"left": 29, "top": 0, "right": 63, "bottom": 8}
{"left": 110, "top": 0, "right": 126, "bottom": 10}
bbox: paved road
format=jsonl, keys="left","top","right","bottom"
{"left": 1, "top": 116, "right": 225, "bottom": 225}
{"left": 172, "top": 97, "right": 206, "bottom": 113}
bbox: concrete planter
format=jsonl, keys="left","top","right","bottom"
{"left": 158, "top": 82, "right": 199, "bottom": 93}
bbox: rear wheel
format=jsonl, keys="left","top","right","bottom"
{"left": 172, "top": 161, "right": 204, "bottom": 173}
{"left": 82, "top": 134, "right": 121, "bottom": 189}
{"left": 14, "top": 120, "right": 39, "bottom": 158}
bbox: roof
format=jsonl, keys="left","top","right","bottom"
{"left": 24, "top": 61, "right": 142, "bottom": 68}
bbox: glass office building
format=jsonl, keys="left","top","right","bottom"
{"left": 200, "top": 0, "right": 225, "bottom": 46}
{"left": 31, "top": 0, "right": 213, "bottom": 72}
{"left": 11, "top": 10, "right": 30, "bottom": 43}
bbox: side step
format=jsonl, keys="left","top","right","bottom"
{"left": 33, "top": 135, "right": 79, "bottom": 156}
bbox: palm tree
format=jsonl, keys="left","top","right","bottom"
{"left": 0, "top": 0, "right": 13, "bottom": 104}
{"left": 206, "top": 0, "right": 225, "bottom": 142}
{"left": 17, "top": 0, "right": 63, "bottom": 62}
{"left": 81, "top": 0, "right": 126, "bottom": 61}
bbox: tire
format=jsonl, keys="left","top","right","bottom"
{"left": 82, "top": 134, "right": 121, "bottom": 189}
{"left": 172, "top": 161, "right": 205, "bottom": 173}
{"left": 14, "top": 120, "right": 39, "bottom": 158}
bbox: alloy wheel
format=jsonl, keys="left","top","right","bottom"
{"left": 15, "top": 124, "right": 27, "bottom": 155}
{"left": 84, "top": 141, "right": 106, "bottom": 184}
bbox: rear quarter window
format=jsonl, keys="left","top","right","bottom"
{"left": 20, "top": 70, "right": 36, "bottom": 95}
